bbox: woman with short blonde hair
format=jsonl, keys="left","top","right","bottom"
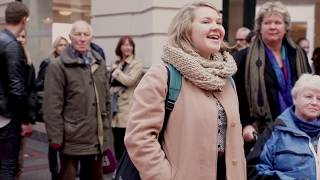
{"left": 254, "top": 1, "right": 291, "bottom": 32}
{"left": 233, "top": 1, "right": 310, "bottom": 155}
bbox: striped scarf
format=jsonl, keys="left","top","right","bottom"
{"left": 245, "top": 34, "right": 309, "bottom": 131}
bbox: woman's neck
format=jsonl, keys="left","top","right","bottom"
{"left": 121, "top": 54, "right": 132, "bottom": 61}
{"left": 265, "top": 42, "right": 283, "bottom": 67}
{"left": 265, "top": 41, "right": 281, "bottom": 53}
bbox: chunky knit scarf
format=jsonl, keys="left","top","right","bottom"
{"left": 162, "top": 44, "right": 237, "bottom": 91}
{"left": 245, "top": 34, "right": 309, "bottom": 125}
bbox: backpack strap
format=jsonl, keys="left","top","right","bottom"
{"left": 228, "top": 76, "right": 236, "bottom": 90}
{"left": 166, "top": 64, "right": 182, "bottom": 111}
{"left": 159, "top": 64, "right": 182, "bottom": 142}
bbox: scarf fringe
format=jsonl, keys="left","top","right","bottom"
{"left": 245, "top": 34, "right": 309, "bottom": 129}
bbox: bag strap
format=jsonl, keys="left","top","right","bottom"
{"left": 159, "top": 64, "right": 182, "bottom": 142}
{"left": 228, "top": 76, "right": 236, "bottom": 90}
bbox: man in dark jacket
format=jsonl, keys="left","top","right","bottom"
{"left": 0, "top": 2, "right": 32, "bottom": 179}
{"left": 43, "top": 20, "right": 112, "bottom": 180}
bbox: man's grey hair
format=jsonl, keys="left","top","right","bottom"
{"left": 69, "top": 20, "right": 93, "bottom": 36}
{"left": 236, "top": 27, "right": 250, "bottom": 36}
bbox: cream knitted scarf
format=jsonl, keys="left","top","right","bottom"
{"left": 162, "top": 44, "right": 237, "bottom": 91}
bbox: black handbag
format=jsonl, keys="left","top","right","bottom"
{"left": 112, "top": 64, "right": 181, "bottom": 180}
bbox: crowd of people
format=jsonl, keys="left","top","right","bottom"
{"left": 0, "top": 1, "right": 319, "bottom": 180}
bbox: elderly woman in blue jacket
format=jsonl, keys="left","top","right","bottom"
{"left": 247, "top": 74, "right": 320, "bottom": 180}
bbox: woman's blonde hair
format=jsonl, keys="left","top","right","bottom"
{"left": 255, "top": 1, "right": 291, "bottom": 33}
{"left": 168, "top": 1, "right": 227, "bottom": 54}
{"left": 291, "top": 74, "right": 320, "bottom": 98}
{"left": 52, "top": 36, "right": 68, "bottom": 57}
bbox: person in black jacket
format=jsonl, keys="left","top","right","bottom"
{"left": 0, "top": 2, "right": 32, "bottom": 179}
{"left": 16, "top": 29, "right": 38, "bottom": 178}
{"left": 36, "top": 36, "right": 68, "bottom": 180}
{"left": 232, "top": 1, "right": 310, "bottom": 155}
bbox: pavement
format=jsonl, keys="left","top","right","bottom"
{"left": 20, "top": 122, "right": 113, "bottom": 180}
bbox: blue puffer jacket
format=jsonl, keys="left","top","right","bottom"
{"left": 247, "top": 107, "right": 319, "bottom": 180}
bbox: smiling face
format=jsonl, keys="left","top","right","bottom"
{"left": 293, "top": 87, "right": 320, "bottom": 121}
{"left": 260, "top": 12, "right": 286, "bottom": 46}
{"left": 190, "top": 6, "right": 224, "bottom": 58}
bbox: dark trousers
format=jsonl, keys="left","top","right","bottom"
{"left": 48, "top": 146, "right": 59, "bottom": 179}
{"left": 112, "top": 127, "right": 126, "bottom": 161}
{"left": 216, "top": 153, "right": 226, "bottom": 180}
{"left": 0, "top": 120, "right": 21, "bottom": 180}
{"left": 59, "top": 153, "right": 103, "bottom": 180}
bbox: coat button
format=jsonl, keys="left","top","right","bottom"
{"left": 231, "top": 122, "right": 236, "bottom": 127}
{"left": 232, "top": 160, "right": 237, "bottom": 166}
{"left": 152, "top": 134, "right": 157, "bottom": 139}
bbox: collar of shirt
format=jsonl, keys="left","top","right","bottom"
{"left": 70, "top": 46, "right": 94, "bottom": 66}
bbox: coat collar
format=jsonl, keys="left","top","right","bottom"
{"left": 115, "top": 55, "right": 134, "bottom": 65}
{"left": 124, "top": 55, "right": 134, "bottom": 64}
{"left": 275, "top": 107, "right": 311, "bottom": 138}
{"left": 3, "top": 28, "right": 17, "bottom": 41}
{"left": 61, "top": 45, "right": 104, "bottom": 66}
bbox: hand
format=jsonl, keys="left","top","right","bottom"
{"left": 112, "top": 64, "right": 118, "bottom": 70}
{"left": 50, "top": 143, "right": 62, "bottom": 150}
{"left": 21, "top": 123, "right": 33, "bottom": 137}
{"left": 243, "top": 125, "right": 257, "bottom": 142}
{"left": 112, "top": 68, "right": 121, "bottom": 78}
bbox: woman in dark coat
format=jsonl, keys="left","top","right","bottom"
{"left": 233, "top": 1, "right": 310, "bottom": 154}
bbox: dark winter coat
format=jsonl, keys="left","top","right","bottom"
{"left": 0, "top": 28, "right": 35, "bottom": 124}
{"left": 233, "top": 38, "right": 310, "bottom": 132}
{"left": 43, "top": 46, "right": 112, "bottom": 155}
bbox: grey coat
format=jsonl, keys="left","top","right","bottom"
{"left": 43, "top": 46, "right": 111, "bottom": 155}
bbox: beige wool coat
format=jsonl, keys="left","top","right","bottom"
{"left": 124, "top": 64, "right": 246, "bottom": 180}
{"left": 111, "top": 55, "right": 143, "bottom": 128}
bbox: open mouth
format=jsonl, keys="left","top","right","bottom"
{"left": 207, "top": 34, "right": 220, "bottom": 40}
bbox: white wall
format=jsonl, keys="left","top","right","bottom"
{"left": 0, "top": 0, "right": 14, "bottom": 25}
{"left": 92, "top": 0, "right": 222, "bottom": 68}
{"left": 52, "top": 22, "right": 71, "bottom": 43}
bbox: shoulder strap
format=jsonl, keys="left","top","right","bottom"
{"left": 228, "top": 76, "right": 236, "bottom": 90}
{"left": 166, "top": 64, "right": 182, "bottom": 111}
{"left": 159, "top": 64, "right": 182, "bottom": 142}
